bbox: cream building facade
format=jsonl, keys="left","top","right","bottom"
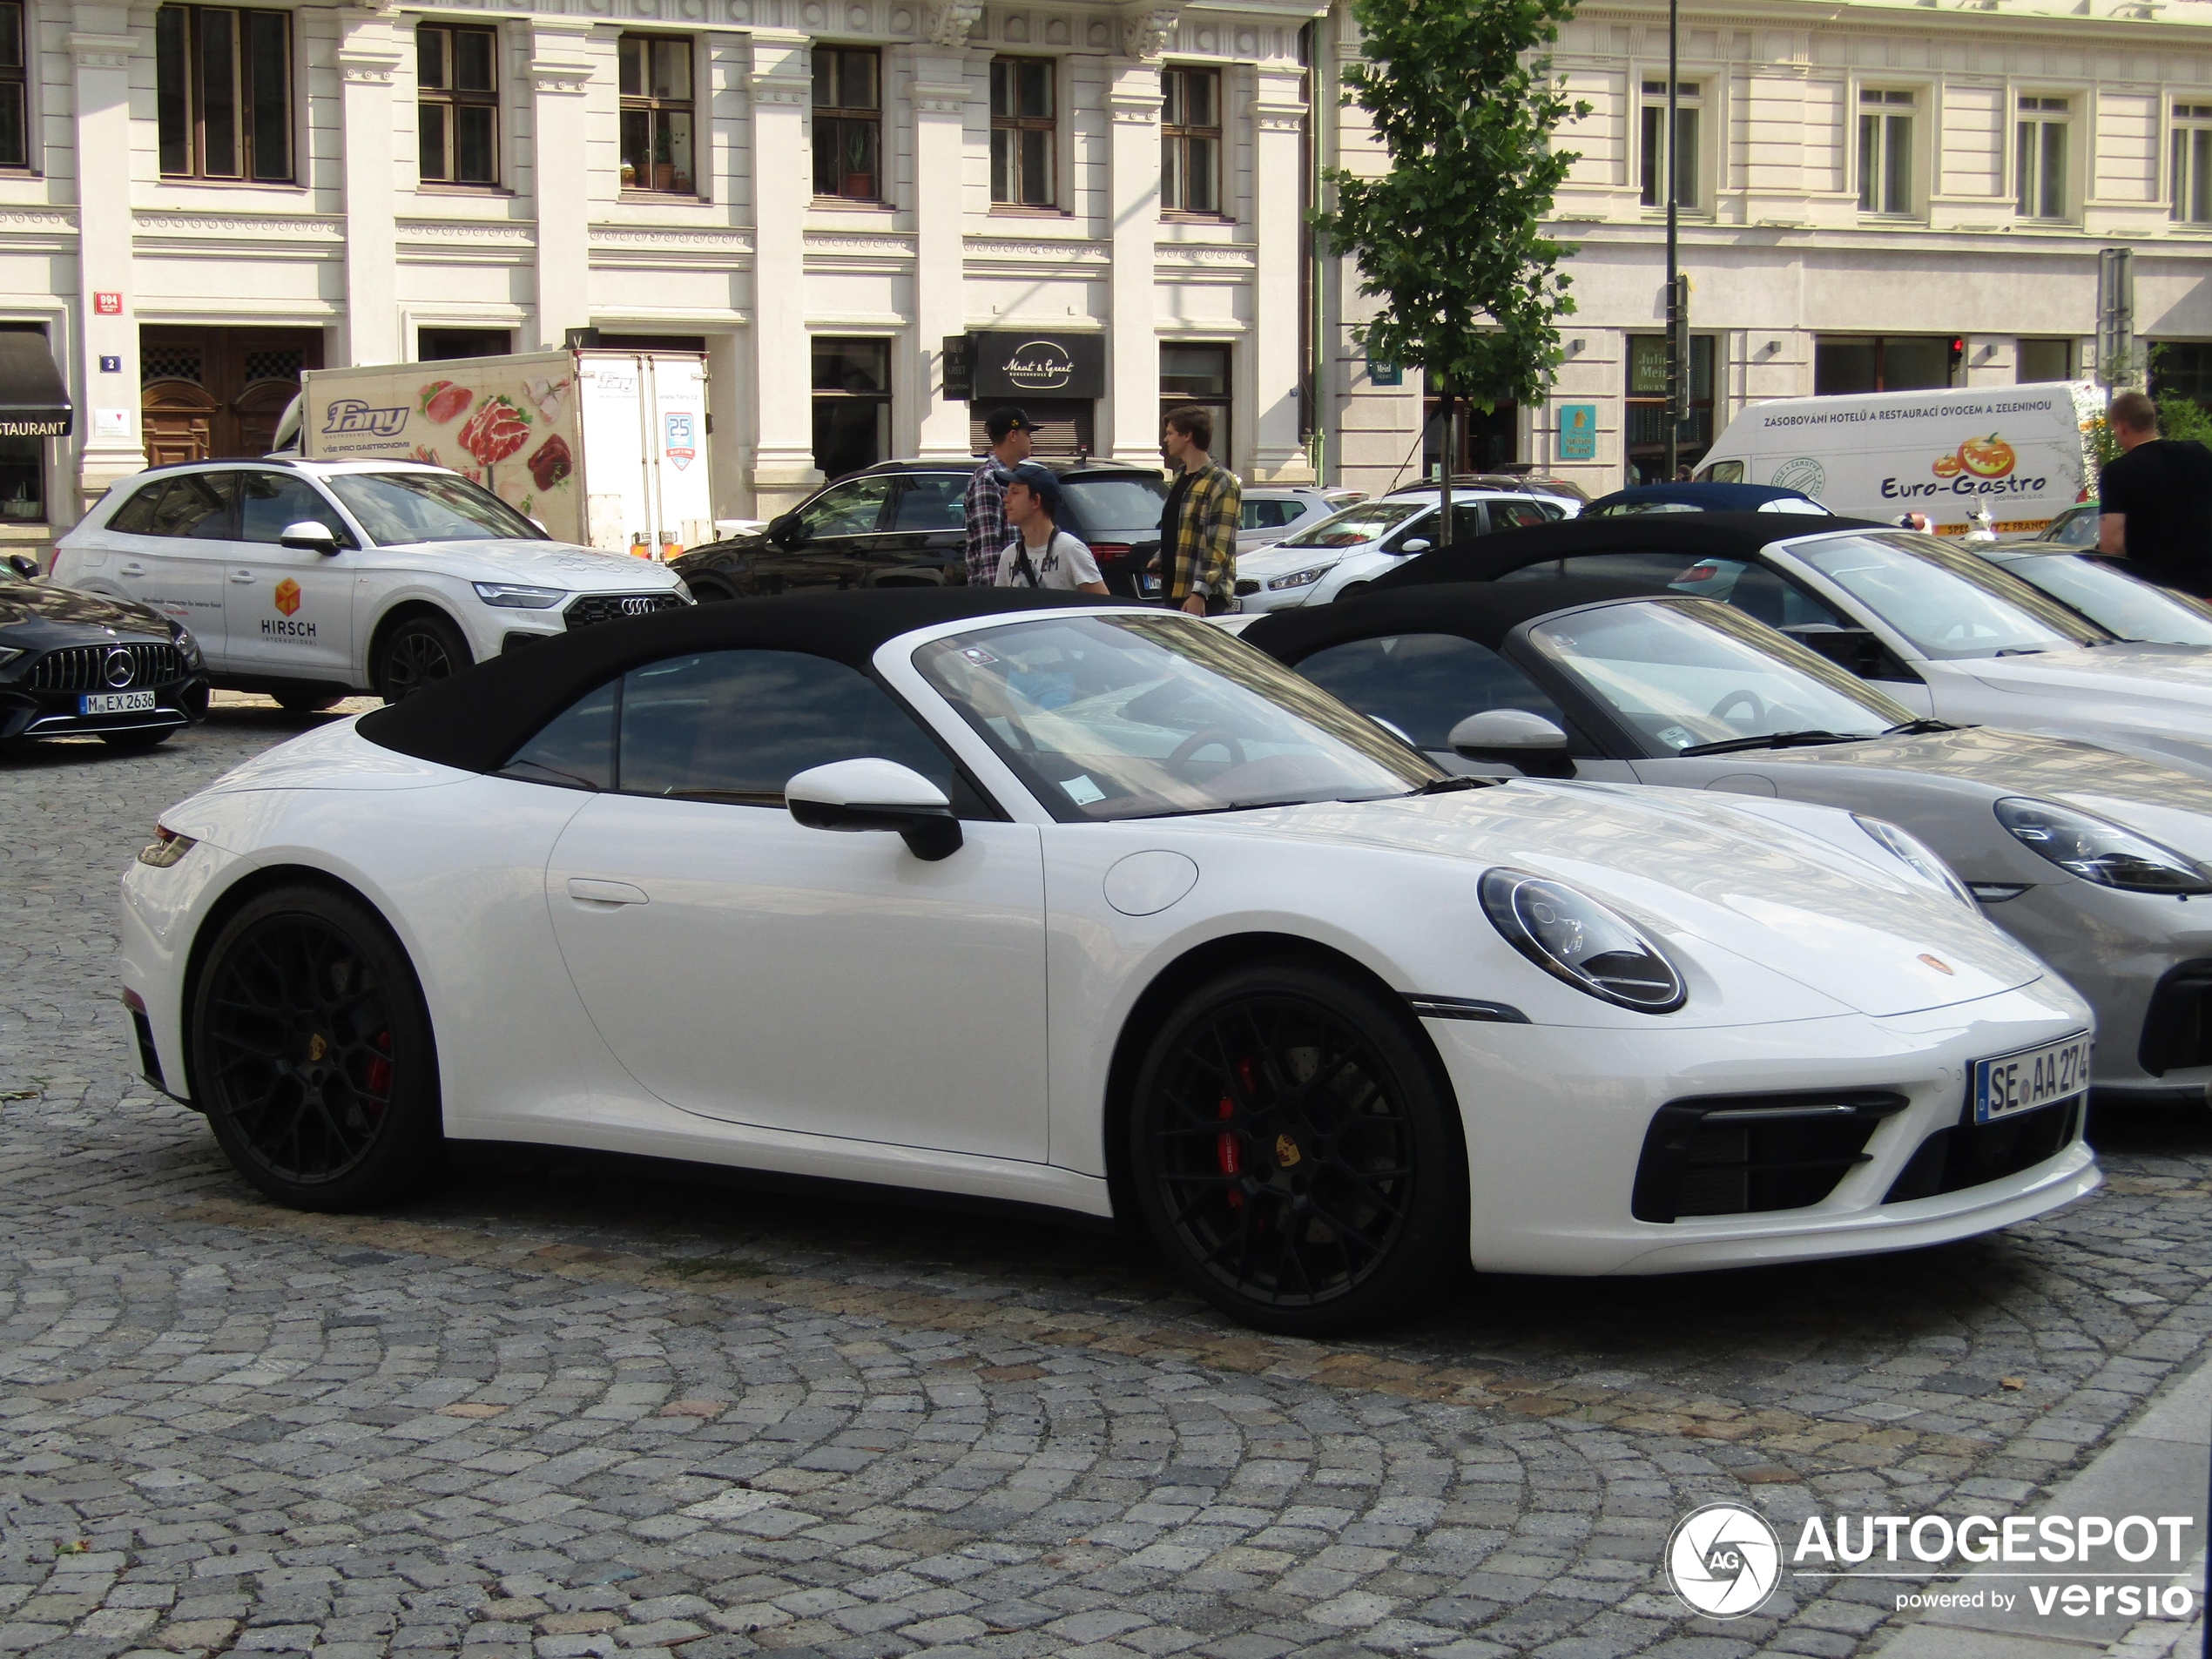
{"left": 6, "top": 0, "right": 2212, "bottom": 545}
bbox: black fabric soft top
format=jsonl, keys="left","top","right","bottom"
{"left": 359, "top": 588, "right": 1128, "bottom": 775}
{"left": 1244, "top": 577, "right": 1682, "bottom": 664}
{"left": 1366, "top": 510, "right": 1888, "bottom": 591}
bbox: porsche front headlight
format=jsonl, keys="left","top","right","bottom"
{"left": 1993, "top": 797, "right": 2212, "bottom": 895}
{"left": 1480, "top": 867, "right": 1687, "bottom": 1012}
{"left": 1853, "top": 815, "right": 1976, "bottom": 908}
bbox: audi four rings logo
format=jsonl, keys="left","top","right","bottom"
{"left": 102, "top": 648, "right": 134, "bottom": 689}
{"left": 620, "top": 596, "right": 658, "bottom": 617}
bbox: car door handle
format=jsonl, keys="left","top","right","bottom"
{"left": 230, "top": 569, "right": 257, "bottom": 583}
{"left": 117, "top": 562, "right": 145, "bottom": 577}
{"left": 567, "top": 877, "right": 650, "bottom": 907}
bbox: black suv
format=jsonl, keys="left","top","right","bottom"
{"left": 672, "top": 459, "right": 1172, "bottom": 601}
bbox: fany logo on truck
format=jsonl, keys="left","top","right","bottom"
{"left": 1882, "top": 433, "right": 2048, "bottom": 502}
{"left": 320, "top": 400, "right": 410, "bottom": 440}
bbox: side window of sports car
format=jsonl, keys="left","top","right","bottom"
{"left": 1294, "top": 634, "right": 1570, "bottom": 751}
{"left": 615, "top": 649, "right": 969, "bottom": 808}
{"left": 501, "top": 678, "right": 618, "bottom": 791}
{"left": 105, "top": 480, "right": 168, "bottom": 535}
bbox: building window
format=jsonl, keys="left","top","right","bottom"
{"left": 813, "top": 47, "right": 880, "bottom": 201}
{"left": 813, "top": 337, "right": 890, "bottom": 481}
{"left": 1814, "top": 335, "right": 1953, "bottom": 395}
{"left": 417, "top": 24, "right": 498, "bottom": 186}
{"left": 619, "top": 35, "right": 694, "bottom": 194}
{"left": 990, "top": 57, "right": 1055, "bottom": 206}
{"left": 1162, "top": 68, "right": 1220, "bottom": 215}
{"left": 2149, "top": 341, "right": 2212, "bottom": 410}
{"left": 1161, "top": 343, "right": 1231, "bottom": 460}
{"left": 1638, "top": 80, "right": 1698, "bottom": 209}
{"left": 2016, "top": 96, "right": 2069, "bottom": 219}
{"left": 1858, "top": 90, "right": 1912, "bottom": 215}
{"left": 2174, "top": 103, "right": 2212, "bottom": 224}
{"left": 420, "top": 327, "right": 513, "bottom": 361}
{"left": 155, "top": 5, "right": 293, "bottom": 182}
{"left": 0, "top": 2, "right": 27, "bottom": 171}
{"left": 2018, "top": 338, "right": 2074, "bottom": 381}
{"left": 1625, "top": 334, "right": 1713, "bottom": 483}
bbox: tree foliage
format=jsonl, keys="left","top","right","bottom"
{"left": 1315, "top": 0, "right": 1588, "bottom": 410}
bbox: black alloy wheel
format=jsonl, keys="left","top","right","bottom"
{"left": 190, "top": 885, "right": 440, "bottom": 1210}
{"left": 1129, "top": 962, "right": 1465, "bottom": 1334}
{"left": 376, "top": 612, "right": 472, "bottom": 703}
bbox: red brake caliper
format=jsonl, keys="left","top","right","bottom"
{"left": 1217, "top": 1057, "right": 1258, "bottom": 1210}
{"left": 364, "top": 1030, "right": 393, "bottom": 1109}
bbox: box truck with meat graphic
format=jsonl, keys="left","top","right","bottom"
{"left": 295, "top": 349, "right": 714, "bottom": 557}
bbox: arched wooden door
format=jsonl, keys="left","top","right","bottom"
{"left": 139, "top": 327, "right": 323, "bottom": 462}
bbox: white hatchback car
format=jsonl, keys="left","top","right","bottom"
{"left": 1238, "top": 486, "right": 1366, "bottom": 553}
{"left": 1234, "top": 489, "right": 1570, "bottom": 615}
{"left": 52, "top": 458, "right": 690, "bottom": 707}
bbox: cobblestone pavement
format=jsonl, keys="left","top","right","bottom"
{"left": 3, "top": 702, "right": 2209, "bottom": 1659}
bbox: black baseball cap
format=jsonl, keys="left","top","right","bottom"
{"left": 986, "top": 406, "right": 1040, "bottom": 442}
{"left": 999, "top": 462, "right": 1064, "bottom": 516}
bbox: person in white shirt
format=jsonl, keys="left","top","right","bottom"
{"left": 992, "top": 463, "right": 1108, "bottom": 593}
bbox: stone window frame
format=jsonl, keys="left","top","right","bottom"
{"left": 619, "top": 30, "right": 698, "bottom": 197}
{"left": 2014, "top": 92, "right": 2074, "bottom": 222}
{"left": 0, "top": 0, "right": 29, "bottom": 173}
{"left": 813, "top": 44, "right": 883, "bottom": 204}
{"left": 415, "top": 21, "right": 502, "bottom": 190}
{"left": 2172, "top": 99, "right": 2212, "bottom": 225}
{"left": 1161, "top": 65, "right": 1224, "bottom": 219}
{"left": 989, "top": 54, "right": 1058, "bottom": 210}
{"left": 1856, "top": 86, "right": 1918, "bottom": 219}
{"left": 1636, "top": 77, "right": 1701, "bottom": 213}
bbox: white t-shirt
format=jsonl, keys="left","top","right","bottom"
{"left": 993, "top": 528, "right": 1103, "bottom": 590}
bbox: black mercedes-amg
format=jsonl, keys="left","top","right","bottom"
{"left": 0, "top": 554, "right": 210, "bottom": 750}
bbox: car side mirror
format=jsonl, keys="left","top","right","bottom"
{"left": 1397, "top": 538, "right": 1433, "bottom": 556}
{"left": 6, "top": 553, "right": 37, "bottom": 580}
{"left": 1447, "top": 710, "right": 1575, "bottom": 779}
{"left": 786, "top": 758, "right": 964, "bottom": 861}
{"left": 1782, "top": 624, "right": 1884, "bottom": 677}
{"left": 765, "top": 512, "right": 800, "bottom": 546}
{"left": 280, "top": 520, "right": 341, "bottom": 555}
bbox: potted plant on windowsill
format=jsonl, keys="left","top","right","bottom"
{"left": 840, "top": 125, "right": 873, "bottom": 199}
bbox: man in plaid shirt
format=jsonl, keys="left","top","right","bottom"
{"left": 1153, "top": 404, "right": 1242, "bottom": 615}
{"left": 962, "top": 406, "right": 1040, "bottom": 584}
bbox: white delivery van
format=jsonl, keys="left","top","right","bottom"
{"left": 1696, "top": 381, "right": 2105, "bottom": 537}
{"left": 289, "top": 348, "right": 714, "bottom": 558}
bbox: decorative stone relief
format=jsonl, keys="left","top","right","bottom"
{"left": 1005, "top": 14, "right": 1028, "bottom": 39}
{"left": 1117, "top": 3, "right": 1178, "bottom": 59}
{"left": 1087, "top": 17, "right": 1109, "bottom": 45}
{"left": 67, "top": 30, "right": 133, "bottom": 70}
{"left": 338, "top": 50, "right": 404, "bottom": 84}
{"left": 921, "top": 0, "right": 983, "bottom": 45}
{"left": 395, "top": 218, "right": 536, "bottom": 243}
{"left": 135, "top": 212, "right": 347, "bottom": 239}
{"left": 1046, "top": 17, "right": 1068, "bottom": 42}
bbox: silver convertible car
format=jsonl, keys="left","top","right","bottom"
{"left": 1247, "top": 577, "right": 2212, "bottom": 1109}
{"left": 1376, "top": 513, "right": 2212, "bottom": 781}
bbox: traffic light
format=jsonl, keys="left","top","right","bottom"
{"left": 1948, "top": 337, "right": 1966, "bottom": 376}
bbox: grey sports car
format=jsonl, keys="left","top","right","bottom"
{"left": 1248, "top": 577, "right": 2212, "bottom": 1109}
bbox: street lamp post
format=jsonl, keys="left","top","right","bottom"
{"left": 1663, "top": 0, "right": 1680, "bottom": 483}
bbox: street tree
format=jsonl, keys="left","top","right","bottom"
{"left": 1316, "top": 0, "right": 1587, "bottom": 537}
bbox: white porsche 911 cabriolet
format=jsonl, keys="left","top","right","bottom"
{"left": 120, "top": 590, "right": 2099, "bottom": 1332}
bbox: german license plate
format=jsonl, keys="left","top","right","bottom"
{"left": 1140, "top": 574, "right": 1162, "bottom": 596}
{"left": 79, "top": 691, "right": 156, "bottom": 714}
{"left": 1972, "top": 1033, "right": 2091, "bottom": 1124}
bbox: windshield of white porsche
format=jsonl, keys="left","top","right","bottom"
{"left": 1796, "top": 533, "right": 2109, "bottom": 658}
{"left": 2003, "top": 555, "right": 2212, "bottom": 647}
{"left": 914, "top": 614, "right": 1441, "bottom": 821}
{"left": 323, "top": 471, "right": 543, "bottom": 546}
{"left": 1527, "top": 600, "right": 1915, "bottom": 754}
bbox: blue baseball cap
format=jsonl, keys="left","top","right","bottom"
{"left": 998, "top": 462, "right": 1064, "bottom": 516}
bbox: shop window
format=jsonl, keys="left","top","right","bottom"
{"left": 619, "top": 34, "right": 694, "bottom": 194}
{"left": 1162, "top": 68, "right": 1220, "bottom": 215}
{"left": 1422, "top": 395, "right": 1518, "bottom": 476}
{"left": 2016, "top": 96, "right": 2069, "bottom": 219}
{"left": 990, "top": 57, "right": 1055, "bottom": 206}
{"left": 1858, "top": 90, "right": 1913, "bottom": 215}
{"left": 156, "top": 5, "right": 292, "bottom": 182}
{"left": 813, "top": 337, "right": 890, "bottom": 481}
{"left": 0, "top": 1, "right": 27, "bottom": 172}
{"left": 420, "top": 327, "right": 513, "bottom": 361}
{"left": 0, "top": 322, "right": 43, "bottom": 523}
{"left": 813, "top": 47, "right": 880, "bottom": 201}
{"left": 1625, "top": 334, "right": 1713, "bottom": 484}
{"left": 1814, "top": 334, "right": 1952, "bottom": 395}
{"left": 2175, "top": 104, "right": 2212, "bottom": 224}
{"left": 1161, "top": 343, "right": 1231, "bottom": 459}
{"left": 2149, "top": 341, "right": 2212, "bottom": 410}
{"left": 1638, "top": 80, "right": 1698, "bottom": 210}
{"left": 418, "top": 24, "right": 499, "bottom": 187}
{"left": 2018, "top": 339, "right": 2074, "bottom": 382}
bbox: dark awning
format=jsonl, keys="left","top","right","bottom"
{"left": 0, "top": 333, "right": 71, "bottom": 439}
